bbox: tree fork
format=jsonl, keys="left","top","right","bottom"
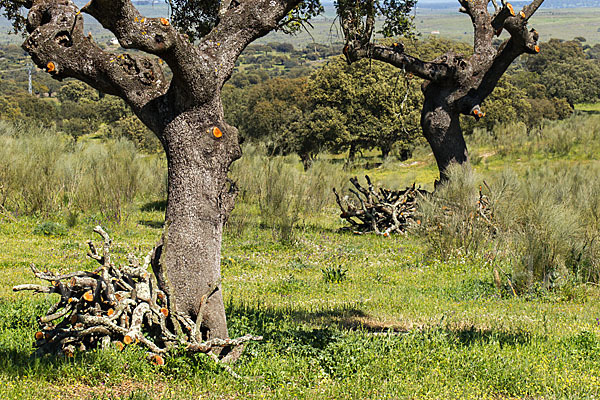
{"left": 340, "top": 0, "right": 545, "bottom": 181}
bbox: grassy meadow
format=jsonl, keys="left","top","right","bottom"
{"left": 2, "top": 112, "right": 600, "bottom": 399}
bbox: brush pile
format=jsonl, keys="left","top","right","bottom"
{"left": 334, "top": 176, "right": 429, "bottom": 235}
{"left": 13, "top": 226, "right": 260, "bottom": 366}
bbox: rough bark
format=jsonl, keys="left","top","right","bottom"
{"left": 342, "top": 0, "right": 544, "bottom": 180}
{"left": 300, "top": 152, "right": 314, "bottom": 171}
{"left": 18, "top": 0, "right": 304, "bottom": 340}
{"left": 380, "top": 144, "right": 391, "bottom": 160}
{"left": 348, "top": 142, "right": 358, "bottom": 162}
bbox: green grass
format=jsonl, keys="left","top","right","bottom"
{"left": 2, "top": 213, "right": 600, "bottom": 399}
{"left": 575, "top": 103, "right": 600, "bottom": 113}
{"left": 413, "top": 7, "right": 600, "bottom": 45}
{"left": 2, "top": 114, "right": 600, "bottom": 398}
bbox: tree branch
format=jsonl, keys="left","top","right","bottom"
{"left": 23, "top": 0, "right": 169, "bottom": 133}
{"left": 466, "top": 0, "right": 496, "bottom": 55}
{"left": 491, "top": 3, "right": 515, "bottom": 33}
{"left": 347, "top": 43, "right": 454, "bottom": 83}
{"left": 521, "top": 0, "right": 544, "bottom": 19}
{"left": 202, "top": 0, "right": 303, "bottom": 82}
{"left": 80, "top": 0, "right": 193, "bottom": 67}
{"left": 459, "top": 0, "right": 543, "bottom": 114}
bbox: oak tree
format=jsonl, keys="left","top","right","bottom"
{"left": 339, "top": 0, "right": 545, "bottom": 180}
{"left": 1, "top": 0, "right": 320, "bottom": 341}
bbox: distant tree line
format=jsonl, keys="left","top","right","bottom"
{"left": 0, "top": 37, "right": 598, "bottom": 162}
{"left": 224, "top": 37, "right": 592, "bottom": 167}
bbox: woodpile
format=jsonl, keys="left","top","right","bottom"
{"left": 333, "top": 176, "right": 429, "bottom": 235}
{"left": 13, "top": 226, "right": 260, "bottom": 368}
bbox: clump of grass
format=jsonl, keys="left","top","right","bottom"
{"left": 229, "top": 144, "right": 347, "bottom": 242}
{"left": 416, "top": 163, "right": 493, "bottom": 258}
{"left": 418, "top": 162, "right": 600, "bottom": 293}
{"left": 468, "top": 114, "right": 600, "bottom": 161}
{"left": 32, "top": 221, "right": 67, "bottom": 237}
{"left": 321, "top": 265, "right": 348, "bottom": 283}
{"left": 0, "top": 120, "right": 166, "bottom": 221}
{"left": 64, "top": 209, "right": 79, "bottom": 228}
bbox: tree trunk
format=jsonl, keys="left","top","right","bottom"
{"left": 421, "top": 87, "right": 469, "bottom": 181}
{"left": 152, "top": 106, "right": 240, "bottom": 341}
{"left": 380, "top": 144, "right": 391, "bottom": 160}
{"left": 300, "top": 153, "right": 314, "bottom": 171}
{"left": 348, "top": 142, "right": 357, "bottom": 162}
{"left": 399, "top": 147, "right": 411, "bottom": 161}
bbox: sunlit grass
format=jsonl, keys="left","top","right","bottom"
{"left": 2, "top": 114, "right": 600, "bottom": 398}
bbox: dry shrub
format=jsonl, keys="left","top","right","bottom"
{"left": 0, "top": 120, "right": 166, "bottom": 221}
{"left": 416, "top": 163, "right": 493, "bottom": 258}
{"left": 418, "top": 161, "right": 600, "bottom": 292}
{"left": 229, "top": 144, "right": 347, "bottom": 241}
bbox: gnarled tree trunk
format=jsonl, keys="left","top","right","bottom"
{"left": 17, "top": 0, "right": 304, "bottom": 340}
{"left": 421, "top": 89, "right": 468, "bottom": 180}
{"left": 153, "top": 107, "right": 240, "bottom": 340}
{"left": 341, "top": 0, "right": 545, "bottom": 181}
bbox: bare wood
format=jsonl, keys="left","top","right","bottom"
{"left": 335, "top": 176, "right": 428, "bottom": 235}
{"left": 13, "top": 284, "right": 56, "bottom": 294}
{"left": 18, "top": 226, "right": 262, "bottom": 367}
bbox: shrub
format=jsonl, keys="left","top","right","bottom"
{"left": 416, "top": 163, "right": 494, "bottom": 258}
{"left": 416, "top": 162, "right": 600, "bottom": 292}
{"left": 0, "top": 120, "right": 167, "bottom": 221}
{"left": 229, "top": 144, "right": 347, "bottom": 242}
{"left": 33, "top": 221, "right": 67, "bottom": 236}
{"left": 322, "top": 265, "right": 348, "bottom": 283}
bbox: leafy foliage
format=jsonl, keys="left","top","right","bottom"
{"left": 519, "top": 39, "right": 600, "bottom": 106}
{"left": 0, "top": 0, "right": 30, "bottom": 34}
{"left": 335, "top": 0, "right": 417, "bottom": 39}
{"left": 166, "top": 0, "right": 324, "bottom": 40}
{"left": 310, "top": 55, "right": 422, "bottom": 158}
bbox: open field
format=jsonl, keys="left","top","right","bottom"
{"left": 2, "top": 6, "right": 600, "bottom": 47}
{"left": 413, "top": 7, "right": 600, "bottom": 44}
{"left": 2, "top": 114, "right": 600, "bottom": 398}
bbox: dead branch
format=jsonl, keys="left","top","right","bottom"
{"left": 14, "top": 226, "right": 262, "bottom": 368}
{"left": 334, "top": 176, "right": 429, "bottom": 235}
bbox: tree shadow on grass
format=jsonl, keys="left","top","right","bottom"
{"left": 226, "top": 301, "right": 536, "bottom": 349}
{"left": 0, "top": 347, "right": 61, "bottom": 377}
{"left": 138, "top": 219, "right": 164, "bottom": 229}
{"left": 439, "top": 324, "right": 533, "bottom": 347}
{"left": 140, "top": 200, "right": 166, "bottom": 212}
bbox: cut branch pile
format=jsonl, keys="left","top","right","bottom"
{"left": 333, "top": 176, "right": 429, "bottom": 235}
{"left": 13, "top": 226, "right": 261, "bottom": 366}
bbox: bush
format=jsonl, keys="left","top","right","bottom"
{"left": 493, "top": 165, "right": 600, "bottom": 289}
{"left": 416, "top": 164, "right": 493, "bottom": 258}
{"left": 228, "top": 144, "right": 348, "bottom": 241}
{"left": 417, "top": 162, "right": 600, "bottom": 293}
{"left": 0, "top": 120, "right": 166, "bottom": 220}
{"left": 33, "top": 221, "right": 67, "bottom": 236}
